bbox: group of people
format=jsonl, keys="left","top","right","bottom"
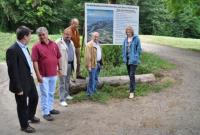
{"left": 6, "top": 18, "right": 141, "bottom": 133}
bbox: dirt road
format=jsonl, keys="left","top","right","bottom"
{"left": 0, "top": 43, "right": 200, "bottom": 135}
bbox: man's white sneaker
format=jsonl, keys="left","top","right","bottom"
{"left": 66, "top": 95, "right": 73, "bottom": 100}
{"left": 129, "top": 93, "right": 134, "bottom": 99}
{"left": 60, "top": 101, "right": 68, "bottom": 107}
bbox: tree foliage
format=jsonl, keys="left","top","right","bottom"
{"left": 168, "top": 0, "right": 200, "bottom": 38}
{"left": 0, "top": 0, "right": 200, "bottom": 38}
{"left": 0, "top": 0, "right": 66, "bottom": 33}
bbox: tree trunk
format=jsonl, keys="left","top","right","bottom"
{"left": 70, "top": 74, "right": 156, "bottom": 94}
{"left": 108, "top": 0, "right": 116, "bottom": 4}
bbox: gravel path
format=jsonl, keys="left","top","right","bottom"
{"left": 0, "top": 43, "right": 200, "bottom": 135}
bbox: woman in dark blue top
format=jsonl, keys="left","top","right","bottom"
{"left": 122, "top": 26, "right": 142, "bottom": 98}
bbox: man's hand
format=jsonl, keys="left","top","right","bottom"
{"left": 57, "top": 70, "right": 63, "bottom": 77}
{"left": 37, "top": 74, "right": 43, "bottom": 83}
{"left": 88, "top": 67, "right": 91, "bottom": 71}
{"left": 17, "top": 91, "right": 23, "bottom": 95}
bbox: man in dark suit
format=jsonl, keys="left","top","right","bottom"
{"left": 6, "top": 26, "right": 40, "bottom": 133}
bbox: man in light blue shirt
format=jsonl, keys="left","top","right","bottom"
{"left": 16, "top": 40, "right": 34, "bottom": 74}
{"left": 6, "top": 26, "right": 39, "bottom": 133}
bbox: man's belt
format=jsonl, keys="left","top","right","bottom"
{"left": 68, "top": 61, "right": 73, "bottom": 64}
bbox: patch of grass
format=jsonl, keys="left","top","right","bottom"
{"left": 140, "top": 35, "right": 200, "bottom": 51}
{"left": 137, "top": 52, "right": 176, "bottom": 74}
{"left": 0, "top": 32, "right": 16, "bottom": 61}
{"left": 0, "top": 32, "right": 60, "bottom": 61}
{"left": 71, "top": 79, "right": 174, "bottom": 104}
{"left": 135, "top": 80, "right": 173, "bottom": 96}
{"left": 71, "top": 91, "right": 110, "bottom": 104}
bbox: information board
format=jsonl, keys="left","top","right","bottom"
{"left": 85, "top": 3, "right": 139, "bottom": 45}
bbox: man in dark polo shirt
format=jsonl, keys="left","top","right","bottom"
{"left": 31, "top": 27, "right": 61, "bottom": 121}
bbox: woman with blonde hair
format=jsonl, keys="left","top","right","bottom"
{"left": 122, "top": 26, "right": 142, "bottom": 98}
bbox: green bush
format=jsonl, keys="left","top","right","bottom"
{"left": 80, "top": 45, "right": 175, "bottom": 77}
{"left": 102, "top": 45, "right": 123, "bottom": 67}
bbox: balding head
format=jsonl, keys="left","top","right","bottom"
{"left": 70, "top": 18, "right": 79, "bottom": 29}
{"left": 92, "top": 32, "right": 99, "bottom": 37}
{"left": 91, "top": 32, "right": 100, "bottom": 43}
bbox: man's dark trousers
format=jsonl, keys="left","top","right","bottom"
{"left": 15, "top": 77, "right": 38, "bottom": 128}
{"left": 6, "top": 43, "right": 38, "bottom": 129}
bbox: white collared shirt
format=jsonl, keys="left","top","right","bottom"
{"left": 17, "top": 40, "right": 34, "bottom": 74}
{"left": 93, "top": 41, "right": 102, "bottom": 61}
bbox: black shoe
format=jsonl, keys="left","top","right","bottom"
{"left": 29, "top": 116, "right": 40, "bottom": 123}
{"left": 77, "top": 75, "right": 85, "bottom": 79}
{"left": 43, "top": 114, "right": 54, "bottom": 121}
{"left": 21, "top": 125, "right": 36, "bottom": 133}
{"left": 50, "top": 109, "right": 60, "bottom": 115}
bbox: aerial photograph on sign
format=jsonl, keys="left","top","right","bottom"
{"left": 87, "top": 9, "right": 113, "bottom": 44}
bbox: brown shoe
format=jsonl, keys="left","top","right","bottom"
{"left": 21, "top": 125, "right": 36, "bottom": 133}
{"left": 29, "top": 116, "right": 40, "bottom": 123}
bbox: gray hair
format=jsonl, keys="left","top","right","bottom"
{"left": 36, "top": 27, "right": 48, "bottom": 34}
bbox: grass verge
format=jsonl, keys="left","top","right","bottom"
{"left": 140, "top": 35, "right": 200, "bottom": 52}
{"left": 70, "top": 78, "right": 174, "bottom": 104}
{"left": 0, "top": 32, "right": 60, "bottom": 61}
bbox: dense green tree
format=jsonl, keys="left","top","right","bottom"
{"left": 138, "top": 0, "right": 173, "bottom": 36}
{"left": 167, "top": 0, "right": 200, "bottom": 38}
{"left": 0, "top": 0, "right": 67, "bottom": 33}
{"left": 0, "top": 0, "right": 200, "bottom": 38}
